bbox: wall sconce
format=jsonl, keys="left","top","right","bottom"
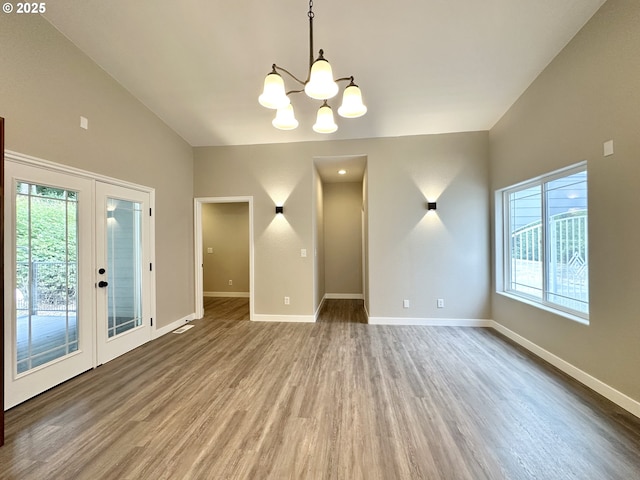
{"left": 426, "top": 202, "right": 437, "bottom": 211}
{"left": 275, "top": 206, "right": 284, "bottom": 215}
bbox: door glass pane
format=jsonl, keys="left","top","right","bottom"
{"left": 107, "top": 198, "right": 143, "bottom": 338}
{"left": 15, "top": 183, "right": 79, "bottom": 374}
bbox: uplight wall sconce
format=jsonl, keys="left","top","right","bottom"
{"left": 426, "top": 202, "right": 437, "bottom": 211}
{"left": 275, "top": 206, "right": 284, "bottom": 215}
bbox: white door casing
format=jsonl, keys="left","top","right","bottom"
{"left": 4, "top": 152, "right": 156, "bottom": 409}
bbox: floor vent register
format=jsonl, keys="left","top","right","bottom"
{"left": 173, "top": 324, "right": 195, "bottom": 334}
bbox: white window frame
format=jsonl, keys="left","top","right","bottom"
{"left": 496, "top": 162, "right": 589, "bottom": 324}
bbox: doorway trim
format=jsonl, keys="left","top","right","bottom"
{"left": 194, "top": 197, "right": 254, "bottom": 320}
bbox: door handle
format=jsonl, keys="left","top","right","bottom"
{"left": 98, "top": 281, "right": 109, "bottom": 288}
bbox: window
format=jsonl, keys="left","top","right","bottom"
{"left": 500, "top": 163, "right": 588, "bottom": 320}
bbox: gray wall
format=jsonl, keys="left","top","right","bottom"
{"left": 367, "top": 133, "right": 490, "bottom": 320}
{"left": 313, "top": 169, "right": 325, "bottom": 312}
{"left": 490, "top": 0, "right": 640, "bottom": 400}
{"left": 0, "top": 14, "right": 195, "bottom": 328}
{"left": 202, "top": 203, "right": 250, "bottom": 295}
{"left": 194, "top": 131, "right": 491, "bottom": 321}
{"left": 323, "top": 182, "right": 363, "bottom": 296}
{"left": 194, "top": 143, "right": 316, "bottom": 316}
{"left": 362, "top": 168, "right": 370, "bottom": 314}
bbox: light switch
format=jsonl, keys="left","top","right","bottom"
{"left": 301, "top": 249, "right": 307, "bottom": 257}
{"left": 80, "top": 116, "right": 89, "bottom": 130}
{"left": 207, "top": 247, "right": 213, "bottom": 254}
{"left": 604, "top": 140, "right": 614, "bottom": 157}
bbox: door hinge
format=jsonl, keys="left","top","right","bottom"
{"left": 151, "top": 318, "right": 153, "bottom": 327}
{"left": 150, "top": 263, "right": 153, "bottom": 271}
{"left": 149, "top": 207, "right": 152, "bottom": 216}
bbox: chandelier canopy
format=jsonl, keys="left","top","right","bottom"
{"left": 258, "top": 0, "right": 367, "bottom": 133}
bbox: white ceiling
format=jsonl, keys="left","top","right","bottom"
{"left": 43, "top": 0, "right": 605, "bottom": 148}
{"left": 314, "top": 155, "right": 367, "bottom": 183}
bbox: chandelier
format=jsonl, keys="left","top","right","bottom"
{"left": 258, "top": 0, "right": 367, "bottom": 133}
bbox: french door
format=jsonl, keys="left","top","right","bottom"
{"left": 4, "top": 162, "right": 94, "bottom": 408}
{"left": 95, "top": 183, "right": 151, "bottom": 365}
{"left": 4, "top": 159, "right": 154, "bottom": 408}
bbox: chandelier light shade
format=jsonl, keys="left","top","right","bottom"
{"left": 259, "top": 0, "right": 367, "bottom": 134}
{"left": 313, "top": 100, "right": 338, "bottom": 134}
{"left": 338, "top": 80, "right": 367, "bottom": 118}
{"left": 304, "top": 51, "right": 339, "bottom": 100}
{"left": 273, "top": 104, "right": 299, "bottom": 130}
{"left": 258, "top": 69, "right": 290, "bottom": 110}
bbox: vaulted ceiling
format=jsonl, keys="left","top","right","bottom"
{"left": 44, "top": 0, "right": 606, "bottom": 147}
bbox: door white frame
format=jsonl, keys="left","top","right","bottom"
{"left": 194, "top": 197, "right": 254, "bottom": 320}
{"left": 4, "top": 161, "right": 95, "bottom": 408}
{"left": 95, "top": 183, "right": 153, "bottom": 365}
{"left": 4, "top": 150, "right": 157, "bottom": 373}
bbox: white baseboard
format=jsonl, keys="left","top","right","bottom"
{"left": 314, "top": 296, "right": 327, "bottom": 321}
{"left": 153, "top": 313, "right": 195, "bottom": 339}
{"left": 252, "top": 314, "right": 316, "bottom": 323}
{"left": 491, "top": 321, "right": 640, "bottom": 419}
{"left": 324, "top": 293, "right": 364, "bottom": 300}
{"left": 204, "top": 291, "right": 250, "bottom": 298}
{"left": 368, "top": 317, "right": 492, "bottom": 327}
{"left": 314, "top": 294, "right": 364, "bottom": 321}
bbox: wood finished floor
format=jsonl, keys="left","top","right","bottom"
{"left": 1, "top": 298, "right": 640, "bottom": 479}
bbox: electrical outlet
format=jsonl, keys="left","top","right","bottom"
{"left": 228, "top": 280, "right": 233, "bottom": 286}
{"left": 403, "top": 299, "right": 410, "bottom": 308}
{"left": 437, "top": 298, "right": 444, "bottom": 308}
{"left": 284, "top": 296, "right": 290, "bottom": 305}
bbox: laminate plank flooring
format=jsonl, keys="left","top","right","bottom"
{"left": 1, "top": 298, "right": 640, "bottom": 479}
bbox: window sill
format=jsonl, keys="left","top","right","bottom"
{"left": 497, "top": 291, "right": 589, "bottom": 326}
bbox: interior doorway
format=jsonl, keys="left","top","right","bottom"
{"left": 193, "top": 197, "right": 254, "bottom": 320}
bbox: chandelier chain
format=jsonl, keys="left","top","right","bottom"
{"left": 308, "top": 0, "right": 315, "bottom": 67}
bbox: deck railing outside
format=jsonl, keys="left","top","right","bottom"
{"left": 511, "top": 211, "right": 588, "bottom": 313}
{"left": 16, "top": 261, "right": 77, "bottom": 315}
